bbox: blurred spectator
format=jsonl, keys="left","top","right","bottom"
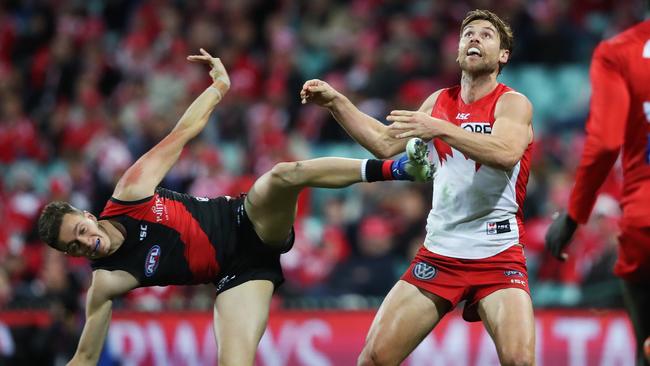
{"left": 327, "top": 216, "right": 400, "bottom": 297}
{"left": 0, "top": 0, "right": 643, "bottom": 318}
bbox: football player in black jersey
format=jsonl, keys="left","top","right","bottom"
{"left": 37, "top": 49, "right": 432, "bottom": 366}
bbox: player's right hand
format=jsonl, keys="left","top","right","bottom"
{"left": 300, "top": 79, "right": 339, "bottom": 107}
{"left": 544, "top": 211, "right": 578, "bottom": 261}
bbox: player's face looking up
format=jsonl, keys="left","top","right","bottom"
{"left": 58, "top": 212, "right": 110, "bottom": 259}
{"left": 457, "top": 20, "right": 510, "bottom": 75}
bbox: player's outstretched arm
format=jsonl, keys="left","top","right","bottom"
{"left": 68, "top": 270, "right": 138, "bottom": 366}
{"left": 112, "top": 49, "right": 231, "bottom": 201}
{"left": 300, "top": 79, "right": 407, "bottom": 158}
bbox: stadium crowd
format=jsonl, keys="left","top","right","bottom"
{"left": 0, "top": 0, "right": 642, "bottom": 320}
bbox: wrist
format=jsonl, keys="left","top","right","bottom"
{"left": 431, "top": 117, "right": 449, "bottom": 139}
{"left": 210, "top": 79, "right": 229, "bottom": 98}
{"left": 565, "top": 213, "right": 578, "bottom": 229}
{"left": 326, "top": 92, "right": 346, "bottom": 109}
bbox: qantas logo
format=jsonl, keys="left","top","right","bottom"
{"left": 144, "top": 245, "right": 161, "bottom": 277}
{"left": 461, "top": 122, "right": 492, "bottom": 134}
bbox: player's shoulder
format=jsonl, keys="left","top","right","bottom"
{"left": 418, "top": 88, "right": 448, "bottom": 113}
{"left": 596, "top": 21, "right": 650, "bottom": 54}
{"left": 498, "top": 85, "right": 531, "bottom": 105}
{"left": 496, "top": 89, "right": 533, "bottom": 115}
{"left": 500, "top": 90, "right": 530, "bottom": 103}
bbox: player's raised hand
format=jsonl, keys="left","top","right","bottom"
{"left": 544, "top": 211, "right": 578, "bottom": 261}
{"left": 387, "top": 110, "right": 438, "bottom": 140}
{"left": 300, "top": 79, "right": 339, "bottom": 107}
{"left": 187, "top": 48, "right": 231, "bottom": 90}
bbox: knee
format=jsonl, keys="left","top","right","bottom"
{"left": 218, "top": 351, "right": 254, "bottom": 366}
{"left": 269, "top": 162, "right": 303, "bottom": 188}
{"left": 357, "top": 344, "right": 398, "bottom": 366}
{"left": 499, "top": 347, "right": 534, "bottom": 366}
{"left": 357, "top": 352, "right": 383, "bottom": 366}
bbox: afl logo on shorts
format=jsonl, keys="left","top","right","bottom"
{"left": 145, "top": 245, "right": 161, "bottom": 277}
{"left": 413, "top": 262, "right": 437, "bottom": 280}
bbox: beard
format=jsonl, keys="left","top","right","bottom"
{"left": 458, "top": 56, "right": 499, "bottom": 76}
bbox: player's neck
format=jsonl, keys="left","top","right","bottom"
{"left": 459, "top": 72, "right": 498, "bottom": 104}
{"left": 98, "top": 220, "right": 126, "bottom": 255}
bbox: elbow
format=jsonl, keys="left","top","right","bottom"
{"left": 491, "top": 144, "right": 527, "bottom": 170}
{"left": 374, "top": 150, "right": 393, "bottom": 159}
{"left": 373, "top": 135, "right": 403, "bottom": 159}
{"left": 492, "top": 154, "right": 520, "bottom": 171}
{"left": 69, "top": 352, "right": 97, "bottom": 366}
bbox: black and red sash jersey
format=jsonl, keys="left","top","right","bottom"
{"left": 91, "top": 187, "right": 235, "bottom": 286}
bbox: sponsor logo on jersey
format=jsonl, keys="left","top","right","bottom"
{"left": 486, "top": 219, "right": 511, "bottom": 235}
{"left": 456, "top": 112, "right": 470, "bottom": 120}
{"left": 216, "top": 275, "right": 237, "bottom": 292}
{"left": 144, "top": 245, "right": 161, "bottom": 277}
{"left": 194, "top": 196, "right": 209, "bottom": 202}
{"left": 236, "top": 203, "right": 244, "bottom": 225}
{"left": 412, "top": 262, "right": 437, "bottom": 280}
{"left": 152, "top": 196, "right": 168, "bottom": 222}
{"left": 510, "top": 278, "right": 527, "bottom": 286}
{"left": 461, "top": 122, "right": 492, "bottom": 134}
{"left": 504, "top": 270, "right": 524, "bottom": 277}
{"left": 139, "top": 224, "right": 148, "bottom": 241}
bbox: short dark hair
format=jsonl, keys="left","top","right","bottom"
{"left": 38, "top": 201, "right": 82, "bottom": 251}
{"left": 461, "top": 9, "right": 514, "bottom": 73}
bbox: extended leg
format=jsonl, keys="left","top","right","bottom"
{"left": 245, "top": 139, "right": 432, "bottom": 246}
{"left": 213, "top": 280, "right": 274, "bottom": 366}
{"left": 245, "top": 157, "right": 365, "bottom": 246}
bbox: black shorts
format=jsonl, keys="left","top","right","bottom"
{"left": 213, "top": 195, "right": 295, "bottom": 295}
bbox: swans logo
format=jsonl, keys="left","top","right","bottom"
{"left": 412, "top": 262, "right": 437, "bottom": 280}
{"left": 144, "top": 245, "right": 161, "bottom": 277}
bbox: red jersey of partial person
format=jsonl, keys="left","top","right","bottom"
{"left": 568, "top": 20, "right": 650, "bottom": 280}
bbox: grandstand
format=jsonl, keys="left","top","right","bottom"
{"left": 0, "top": 0, "right": 643, "bottom": 364}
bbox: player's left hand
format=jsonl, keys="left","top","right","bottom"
{"left": 544, "top": 211, "right": 578, "bottom": 261}
{"left": 187, "top": 48, "right": 231, "bottom": 91}
{"left": 387, "top": 110, "right": 438, "bottom": 140}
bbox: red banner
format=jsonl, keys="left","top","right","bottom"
{"left": 0, "top": 309, "right": 636, "bottom": 365}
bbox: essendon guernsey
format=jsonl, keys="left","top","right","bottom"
{"left": 91, "top": 187, "right": 235, "bottom": 286}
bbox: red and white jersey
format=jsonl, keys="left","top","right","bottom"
{"left": 568, "top": 20, "right": 650, "bottom": 228}
{"left": 424, "top": 83, "right": 532, "bottom": 259}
